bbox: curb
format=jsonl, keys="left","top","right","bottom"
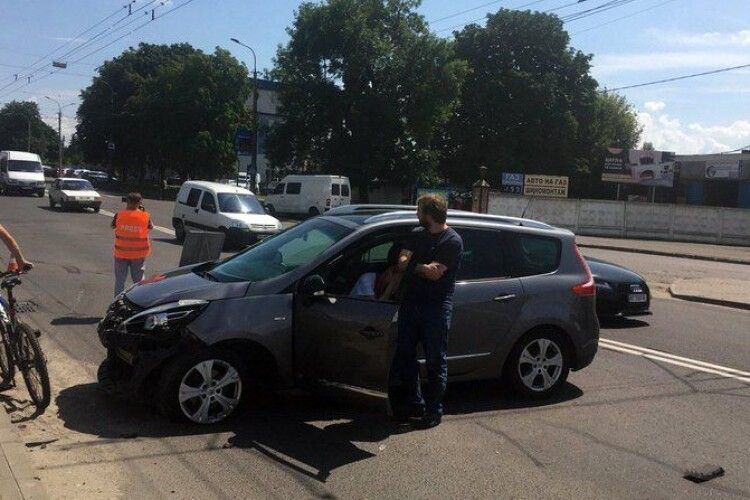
{"left": 0, "top": 410, "right": 47, "bottom": 499}
{"left": 577, "top": 243, "right": 750, "bottom": 266}
{"left": 668, "top": 286, "right": 750, "bottom": 311}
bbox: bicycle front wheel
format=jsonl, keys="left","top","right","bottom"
{"left": 0, "top": 322, "right": 15, "bottom": 387}
{"left": 17, "top": 323, "right": 50, "bottom": 411}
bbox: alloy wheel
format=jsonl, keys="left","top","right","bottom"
{"left": 517, "top": 338, "right": 564, "bottom": 392}
{"left": 178, "top": 359, "right": 242, "bottom": 424}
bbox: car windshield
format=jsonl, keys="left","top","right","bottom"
{"left": 218, "top": 193, "right": 264, "bottom": 214}
{"left": 8, "top": 160, "right": 42, "bottom": 173}
{"left": 61, "top": 180, "right": 94, "bottom": 190}
{"left": 208, "top": 218, "right": 353, "bottom": 282}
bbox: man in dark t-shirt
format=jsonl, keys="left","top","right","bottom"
{"left": 390, "top": 194, "right": 463, "bottom": 429}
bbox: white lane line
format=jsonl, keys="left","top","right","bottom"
{"left": 599, "top": 338, "right": 750, "bottom": 384}
{"left": 601, "top": 338, "right": 750, "bottom": 377}
{"left": 98, "top": 209, "right": 175, "bottom": 236}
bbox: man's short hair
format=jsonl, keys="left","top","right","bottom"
{"left": 417, "top": 193, "right": 448, "bottom": 224}
{"left": 126, "top": 192, "right": 143, "bottom": 205}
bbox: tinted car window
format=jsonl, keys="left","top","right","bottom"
{"left": 506, "top": 233, "right": 561, "bottom": 277}
{"left": 218, "top": 193, "right": 264, "bottom": 214}
{"left": 185, "top": 188, "right": 202, "bottom": 207}
{"left": 273, "top": 183, "right": 285, "bottom": 195}
{"left": 342, "top": 184, "right": 350, "bottom": 197}
{"left": 61, "top": 180, "right": 94, "bottom": 190}
{"left": 286, "top": 182, "right": 301, "bottom": 195}
{"left": 331, "top": 184, "right": 340, "bottom": 196}
{"left": 455, "top": 228, "right": 508, "bottom": 281}
{"left": 8, "top": 160, "right": 42, "bottom": 173}
{"left": 200, "top": 192, "right": 217, "bottom": 212}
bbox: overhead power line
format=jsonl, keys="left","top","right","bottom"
{"left": 572, "top": 0, "right": 678, "bottom": 35}
{"left": 0, "top": 0, "right": 199, "bottom": 103}
{"left": 561, "top": 0, "right": 639, "bottom": 22}
{"left": 435, "top": 0, "right": 566, "bottom": 33}
{"left": 607, "top": 63, "right": 750, "bottom": 91}
{"left": 430, "top": 0, "right": 549, "bottom": 24}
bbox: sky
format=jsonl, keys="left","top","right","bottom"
{"left": 0, "top": 0, "right": 747, "bottom": 154}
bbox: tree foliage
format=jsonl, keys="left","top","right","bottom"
{"left": 267, "top": 0, "right": 467, "bottom": 194}
{"left": 76, "top": 43, "right": 250, "bottom": 183}
{"left": 0, "top": 101, "right": 58, "bottom": 162}
{"left": 442, "top": 9, "right": 640, "bottom": 187}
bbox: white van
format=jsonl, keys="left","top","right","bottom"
{"left": 264, "top": 175, "right": 351, "bottom": 216}
{"left": 172, "top": 181, "right": 282, "bottom": 247}
{"left": 0, "top": 151, "right": 46, "bottom": 197}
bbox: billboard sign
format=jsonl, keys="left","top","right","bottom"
{"left": 602, "top": 148, "right": 676, "bottom": 187}
{"left": 500, "top": 172, "right": 524, "bottom": 194}
{"left": 523, "top": 174, "right": 569, "bottom": 198}
{"left": 705, "top": 161, "right": 740, "bottom": 179}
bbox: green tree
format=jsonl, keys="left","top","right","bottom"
{"left": 76, "top": 43, "right": 250, "bottom": 184}
{"left": 267, "top": 0, "right": 467, "bottom": 198}
{"left": 442, "top": 9, "right": 639, "bottom": 189}
{"left": 0, "top": 101, "right": 58, "bottom": 162}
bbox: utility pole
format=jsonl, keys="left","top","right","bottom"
{"left": 45, "top": 96, "right": 75, "bottom": 177}
{"left": 230, "top": 38, "right": 259, "bottom": 187}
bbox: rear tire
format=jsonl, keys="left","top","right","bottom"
{"left": 157, "top": 348, "right": 249, "bottom": 425}
{"left": 503, "top": 330, "right": 570, "bottom": 399}
{"left": 16, "top": 323, "right": 51, "bottom": 411}
{"left": 308, "top": 207, "right": 320, "bottom": 217}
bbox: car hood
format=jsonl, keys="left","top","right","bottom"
{"left": 61, "top": 189, "right": 100, "bottom": 197}
{"left": 222, "top": 213, "right": 279, "bottom": 226}
{"left": 125, "top": 264, "right": 249, "bottom": 308}
{"left": 586, "top": 257, "right": 645, "bottom": 283}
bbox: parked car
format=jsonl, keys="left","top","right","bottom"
{"left": 172, "top": 181, "right": 282, "bottom": 247}
{"left": 97, "top": 205, "right": 599, "bottom": 425}
{"left": 83, "top": 170, "right": 110, "bottom": 187}
{"left": 264, "top": 174, "right": 351, "bottom": 216}
{"left": 42, "top": 165, "right": 58, "bottom": 178}
{"left": 586, "top": 256, "right": 650, "bottom": 319}
{"left": 0, "top": 151, "right": 46, "bottom": 197}
{"left": 48, "top": 178, "right": 102, "bottom": 212}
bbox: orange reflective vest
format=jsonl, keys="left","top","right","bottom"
{"left": 113, "top": 209, "right": 151, "bottom": 260}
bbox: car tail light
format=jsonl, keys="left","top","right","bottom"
{"left": 571, "top": 244, "right": 595, "bottom": 296}
{"left": 325, "top": 198, "right": 331, "bottom": 207}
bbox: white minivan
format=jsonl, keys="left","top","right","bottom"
{"left": 264, "top": 174, "right": 351, "bottom": 216}
{"left": 0, "top": 151, "right": 46, "bottom": 197}
{"left": 172, "top": 181, "right": 282, "bottom": 247}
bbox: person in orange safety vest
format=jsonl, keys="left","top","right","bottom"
{"left": 112, "top": 192, "right": 153, "bottom": 297}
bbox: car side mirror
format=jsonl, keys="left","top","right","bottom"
{"left": 263, "top": 204, "right": 270, "bottom": 214}
{"left": 300, "top": 275, "right": 325, "bottom": 297}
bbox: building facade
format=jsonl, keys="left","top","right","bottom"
{"left": 238, "top": 78, "right": 282, "bottom": 185}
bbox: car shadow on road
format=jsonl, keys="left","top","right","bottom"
{"left": 151, "top": 237, "right": 182, "bottom": 247}
{"left": 599, "top": 317, "right": 650, "bottom": 329}
{"left": 50, "top": 316, "right": 102, "bottom": 326}
{"left": 55, "top": 379, "right": 582, "bottom": 482}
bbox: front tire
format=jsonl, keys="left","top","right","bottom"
{"left": 157, "top": 349, "right": 248, "bottom": 424}
{"left": 503, "top": 330, "right": 570, "bottom": 399}
{"left": 174, "top": 220, "right": 186, "bottom": 243}
{"left": 17, "top": 323, "right": 51, "bottom": 411}
{"left": 0, "top": 324, "right": 15, "bottom": 388}
{"left": 308, "top": 207, "right": 320, "bottom": 217}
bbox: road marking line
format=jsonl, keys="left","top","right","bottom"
{"left": 600, "top": 338, "right": 750, "bottom": 377}
{"left": 98, "top": 209, "right": 175, "bottom": 236}
{"left": 599, "top": 338, "right": 750, "bottom": 384}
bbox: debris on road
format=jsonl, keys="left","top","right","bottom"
{"left": 684, "top": 464, "right": 725, "bottom": 483}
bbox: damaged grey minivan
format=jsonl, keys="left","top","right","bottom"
{"left": 97, "top": 207, "right": 599, "bottom": 424}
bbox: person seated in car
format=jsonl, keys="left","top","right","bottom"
{"left": 350, "top": 244, "right": 404, "bottom": 300}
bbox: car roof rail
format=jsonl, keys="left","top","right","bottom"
{"left": 331, "top": 204, "right": 554, "bottom": 230}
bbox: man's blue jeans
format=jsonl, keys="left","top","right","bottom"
{"left": 390, "top": 301, "right": 452, "bottom": 417}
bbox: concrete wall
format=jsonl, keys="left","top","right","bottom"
{"left": 487, "top": 191, "right": 750, "bottom": 245}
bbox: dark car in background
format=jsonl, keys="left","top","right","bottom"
{"left": 97, "top": 207, "right": 600, "bottom": 425}
{"left": 586, "top": 256, "right": 650, "bottom": 319}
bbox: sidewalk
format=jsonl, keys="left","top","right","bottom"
{"left": 669, "top": 278, "right": 750, "bottom": 311}
{"left": 0, "top": 409, "right": 47, "bottom": 499}
{"left": 576, "top": 235, "right": 750, "bottom": 265}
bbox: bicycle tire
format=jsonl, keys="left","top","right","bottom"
{"left": 16, "top": 323, "right": 50, "bottom": 411}
{"left": 0, "top": 322, "right": 15, "bottom": 386}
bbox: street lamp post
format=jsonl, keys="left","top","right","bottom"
{"left": 230, "top": 38, "right": 259, "bottom": 189}
{"left": 44, "top": 97, "right": 75, "bottom": 177}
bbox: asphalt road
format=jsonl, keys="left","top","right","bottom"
{"left": 1, "top": 193, "right": 749, "bottom": 499}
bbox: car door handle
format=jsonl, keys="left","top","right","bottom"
{"left": 359, "top": 326, "right": 383, "bottom": 339}
{"left": 493, "top": 293, "right": 517, "bottom": 303}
